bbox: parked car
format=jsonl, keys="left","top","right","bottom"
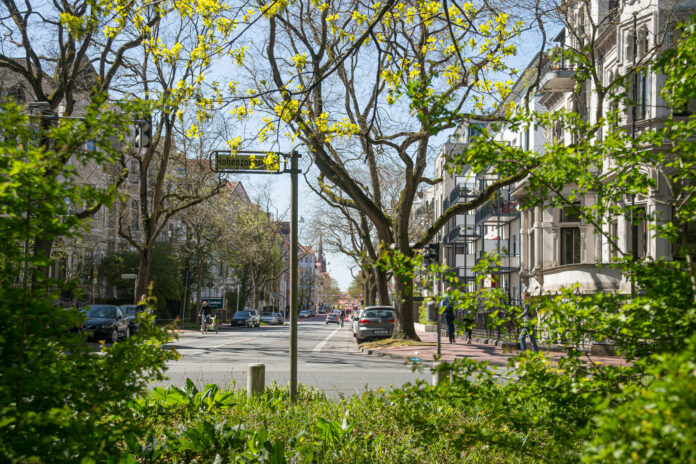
{"left": 119, "top": 304, "right": 150, "bottom": 334}
{"left": 82, "top": 305, "right": 130, "bottom": 343}
{"left": 58, "top": 306, "right": 86, "bottom": 334}
{"left": 231, "top": 311, "right": 254, "bottom": 327}
{"left": 260, "top": 312, "right": 279, "bottom": 325}
{"left": 354, "top": 306, "right": 395, "bottom": 343}
{"left": 325, "top": 312, "right": 340, "bottom": 324}
{"left": 351, "top": 309, "right": 363, "bottom": 337}
{"left": 248, "top": 310, "right": 261, "bottom": 327}
{"left": 272, "top": 312, "right": 285, "bottom": 324}
{"left": 299, "top": 309, "right": 313, "bottom": 318}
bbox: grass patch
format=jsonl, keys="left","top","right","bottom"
{"left": 362, "top": 338, "right": 437, "bottom": 349}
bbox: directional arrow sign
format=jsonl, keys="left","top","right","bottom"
{"left": 214, "top": 154, "right": 280, "bottom": 173}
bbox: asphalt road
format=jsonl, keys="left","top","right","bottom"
{"left": 161, "top": 316, "right": 431, "bottom": 396}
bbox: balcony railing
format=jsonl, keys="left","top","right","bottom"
{"left": 444, "top": 266, "right": 477, "bottom": 281}
{"left": 474, "top": 254, "right": 520, "bottom": 272}
{"left": 444, "top": 223, "right": 481, "bottom": 245}
{"left": 475, "top": 199, "right": 519, "bottom": 224}
{"left": 443, "top": 184, "right": 480, "bottom": 210}
{"left": 539, "top": 61, "right": 575, "bottom": 93}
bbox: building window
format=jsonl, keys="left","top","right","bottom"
{"left": 524, "top": 127, "right": 530, "bottom": 151}
{"left": 609, "top": 220, "right": 619, "bottom": 259}
{"left": 131, "top": 200, "right": 140, "bottom": 230}
{"left": 468, "top": 123, "right": 484, "bottom": 141}
{"left": 129, "top": 160, "right": 139, "bottom": 183}
{"left": 561, "top": 228, "right": 581, "bottom": 264}
{"left": 636, "top": 71, "right": 648, "bottom": 120}
{"left": 529, "top": 231, "right": 535, "bottom": 268}
{"left": 561, "top": 202, "right": 582, "bottom": 222}
{"left": 512, "top": 234, "right": 517, "bottom": 256}
{"left": 631, "top": 207, "right": 647, "bottom": 259}
{"left": 674, "top": 99, "right": 696, "bottom": 117}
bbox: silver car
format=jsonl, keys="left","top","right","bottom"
{"left": 260, "top": 312, "right": 279, "bottom": 325}
{"left": 354, "top": 306, "right": 395, "bottom": 343}
{"left": 248, "top": 310, "right": 261, "bottom": 327}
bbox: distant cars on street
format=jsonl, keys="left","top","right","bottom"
{"left": 272, "top": 312, "right": 285, "bottom": 324}
{"left": 260, "top": 312, "right": 279, "bottom": 325}
{"left": 299, "top": 309, "right": 314, "bottom": 318}
{"left": 248, "top": 310, "right": 261, "bottom": 327}
{"left": 230, "top": 311, "right": 255, "bottom": 327}
{"left": 325, "top": 313, "right": 340, "bottom": 324}
{"left": 82, "top": 305, "right": 130, "bottom": 343}
{"left": 353, "top": 306, "right": 395, "bottom": 344}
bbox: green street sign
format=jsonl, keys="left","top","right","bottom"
{"left": 214, "top": 154, "right": 280, "bottom": 173}
{"left": 204, "top": 297, "right": 223, "bottom": 309}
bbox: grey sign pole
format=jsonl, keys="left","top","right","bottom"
{"left": 289, "top": 151, "right": 299, "bottom": 401}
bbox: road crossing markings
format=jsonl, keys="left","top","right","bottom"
{"left": 312, "top": 326, "right": 342, "bottom": 353}
{"left": 210, "top": 337, "right": 254, "bottom": 349}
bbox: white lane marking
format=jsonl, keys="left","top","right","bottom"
{"left": 211, "top": 337, "right": 254, "bottom": 349}
{"left": 312, "top": 326, "right": 342, "bottom": 353}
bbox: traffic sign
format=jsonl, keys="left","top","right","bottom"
{"left": 204, "top": 297, "right": 223, "bottom": 309}
{"left": 121, "top": 273, "right": 137, "bottom": 279}
{"left": 214, "top": 153, "right": 281, "bottom": 173}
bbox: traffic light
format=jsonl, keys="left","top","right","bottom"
{"left": 423, "top": 242, "right": 440, "bottom": 265}
{"left": 134, "top": 119, "right": 152, "bottom": 149}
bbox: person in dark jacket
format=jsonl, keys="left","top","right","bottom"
{"left": 519, "top": 291, "right": 539, "bottom": 352}
{"left": 441, "top": 287, "right": 456, "bottom": 343}
{"left": 200, "top": 300, "right": 212, "bottom": 327}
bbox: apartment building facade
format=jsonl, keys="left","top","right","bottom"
{"left": 432, "top": 0, "right": 696, "bottom": 301}
{"left": 514, "top": 0, "right": 696, "bottom": 296}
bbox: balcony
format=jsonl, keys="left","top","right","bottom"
{"left": 444, "top": 223, "right": 480, "bottom": 245}
{"left": 475, "top": 199, "right": 519, "bottom": 225}
{"left": 474, "top": 254, "right": 520, "bottom": 273}
{"left": 444, "top": 266, "right": 477, "bottom": 281}
{"left": 443, "top": 184, "right": 480, "bottom": 210}
{"left": 539, "top": 63, "right": 575, "bottom": 93}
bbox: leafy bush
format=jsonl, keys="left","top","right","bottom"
{"left": 0, "top": 100, "right": 178, "bottom": 462}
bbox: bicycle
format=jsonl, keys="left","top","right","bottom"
{"left": 200, "top": 314, "right": 211, "bottom": 334}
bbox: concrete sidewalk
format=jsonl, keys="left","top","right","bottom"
{"left": 360, "top": 330, "right": 629, "bottom": 367}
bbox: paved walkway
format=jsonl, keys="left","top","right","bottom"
{"left": 361, "top": 330, "right": 629, "bottom": 367}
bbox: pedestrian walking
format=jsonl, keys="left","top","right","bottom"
{"left": 441, "top": 287, "right": 456, "bottom": 344}
{"left": 460, "top": 307, "right": 474, "bottom": 344}
{"left": 519, "top": 291, "right": 539, "bottom": 352}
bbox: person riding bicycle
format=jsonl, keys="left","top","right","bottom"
{"left": 200, "top": 301, "right": 212, "bottom": 329}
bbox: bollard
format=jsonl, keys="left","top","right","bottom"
{"left": 247, "top": 363, "right": 265, "bottom": 396}
{"left": 432, "top": 361, "right": 450, "bottom": 387}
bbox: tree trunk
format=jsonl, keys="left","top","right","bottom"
{"left": 32, "top": 237, "right": 53, "bottom": 289}
{"left": 391, "top": 276, "right": 420, "bottom": 340}
{"left": 374, "top": 265, "right": 390, "bottom": 305}
{"left": 369, "top": 283, "right": 377, "bottom": 307}
{"left": 195, "top": 257, "right": 205, "bottom": 317}
{"left": 252, "top": 274, "right": 258, "bottom": 311}
{"left": 136, "top": 246, "right": 153, "bottom": 303}
{"left": 363, "top": 271, "right": 373, "bottom": 306}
